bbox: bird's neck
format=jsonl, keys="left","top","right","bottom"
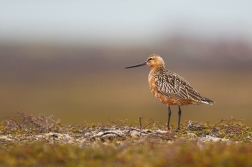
{"left": 151, "top": 64, "right": 165, "bottom": 71}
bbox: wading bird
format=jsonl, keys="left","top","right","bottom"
{"left": 125, "top": 54, "right": 214, "bottom": 130}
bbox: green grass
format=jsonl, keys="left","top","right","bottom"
{"left": 0, "top": 112, "right": 252, "bottom": 167}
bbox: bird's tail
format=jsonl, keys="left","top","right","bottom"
{"left": 202, "top": 97, "right": 214, "bottom": 105}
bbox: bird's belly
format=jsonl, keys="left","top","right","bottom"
{"left": 151, "top": 89, "right": 177, "bottom": 105}
{"left": 149, "top": 76, "right": 176, "bottom": 105}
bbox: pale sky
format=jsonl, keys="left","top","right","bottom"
{"left": 0, "top": 0, "right": 252, "bottom": 46}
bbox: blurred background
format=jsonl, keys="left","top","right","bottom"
{"left": 1, "top": 1, "right": 252, "bottom": 126}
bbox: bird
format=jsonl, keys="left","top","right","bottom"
{"left": 125, "top": 54, "right": 214, "bottom": 130}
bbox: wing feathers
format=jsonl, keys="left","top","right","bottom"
{"left": 154, "top": 69, "right": 213, "bottom": 104}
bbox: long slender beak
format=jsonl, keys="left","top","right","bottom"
{"left": 125, "top": 62, "right": 147, "bottom": 69}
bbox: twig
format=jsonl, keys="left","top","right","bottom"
{"left": 5, "top": 119, "right": 21, "bottom": 128}
{"left": 108, "top": 119, "right": 120, "bottom": 127}
{"left": 214, "top": 116, "right": 244, "bottom": 126}
{"left": 143, "top": 119, "right": 157, "bottom": 129}
{"left": 17, "top": 111, "right": 44, "bottom": 128}
{"left": 138, "top": 115, "right": 144, "bottom": 129}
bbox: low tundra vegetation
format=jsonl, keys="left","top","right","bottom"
{"left": 0, "top": 112, "right": 251, "bottom": 167}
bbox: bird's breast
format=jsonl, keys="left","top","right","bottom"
{"left": 148, "top": 74, "right": 177, "bottom": 105}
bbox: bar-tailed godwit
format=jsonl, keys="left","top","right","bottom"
{"left": 126, "top": 54, "right": 214, "bottom": 130}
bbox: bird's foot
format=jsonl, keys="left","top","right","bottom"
{"left": 175, "top": 127, "right": 180, "bottom": 132}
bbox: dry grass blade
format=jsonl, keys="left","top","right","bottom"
{"left": 214, "top": 116, "right": 244, "bottom": 126}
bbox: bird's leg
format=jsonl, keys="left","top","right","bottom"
{"left": 177, "top": 106, "right": 182, "bottom": 130}
{"left": 167, "top": 105, "right": 171, "bottom": 130}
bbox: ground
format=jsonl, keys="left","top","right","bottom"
{"left": 0, "top": 112, "right": 252, "bottom": 167}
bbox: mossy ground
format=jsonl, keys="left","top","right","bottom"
{"left": 0, "top": 112, "right": 252, "bottom": 167}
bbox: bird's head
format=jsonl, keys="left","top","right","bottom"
{"left": 146, "top": 54, "right": 165, "bottom": 68}
{"left": 125, "top": 54, "right": 165, "bottom": 69}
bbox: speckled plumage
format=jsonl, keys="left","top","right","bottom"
{"left": 126, "top": 54, "right": 214, "bottom": 130}
{"left": 148, "top": 62, "right": 213, "bottom": 106}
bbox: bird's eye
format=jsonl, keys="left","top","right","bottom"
{"left": 148, "top": 58, "right": 153, "bottom": 61}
